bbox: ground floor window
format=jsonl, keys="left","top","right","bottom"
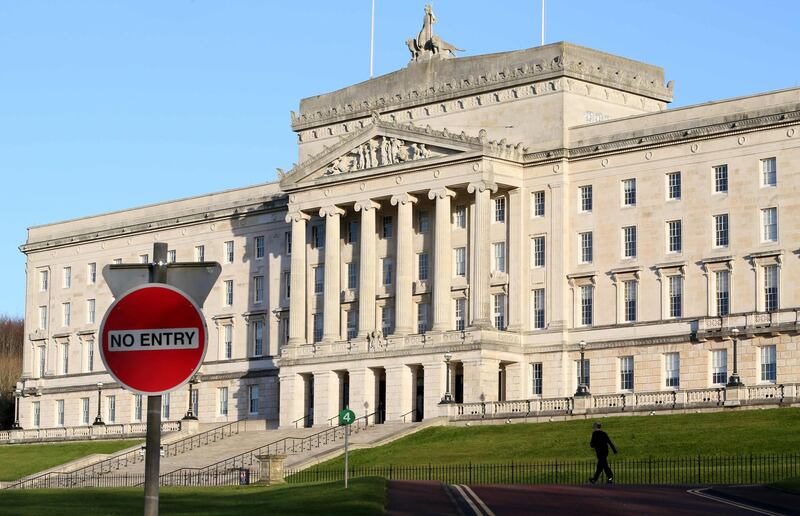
{"left": 665, "top": 353, "right": 680, "bottom": 388}
{"left": 760, "top": 345, "right": 777, "bottom": 383}
{"left": 532, "top": 363, "right": 543, "bottom": 396}
{"left": 620, "top": 356, "right": 634, "bottom": 391}
{"left": 711, "top": 349, "right": 727, "bottom": 385}
{"left": 218, "top": 387, "right": 229, "bottom": 416}
{"left": 248, "top": 385, "right": 259, "bottom": 415}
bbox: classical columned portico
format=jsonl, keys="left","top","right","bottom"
{"left": 354, "top": 199, "right": 380, "bottom": 337}
{"left": 467, "top": 180, "right": 497, "bottom": 329}
{"left": 286, "top": 211, "right": 310, "bottom": 346}
{"left": 320, "top": 205, "right": 345, "bottom": 342}
{"left": 390, "top": 193, "right": 418, "bottom": 335}
{"left": 429, "top": 188, "right": 455, "bottom": 331}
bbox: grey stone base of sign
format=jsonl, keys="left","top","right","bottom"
{"left": 257, "top": 454, "right": 287, "bottom": 485}
{"left": 572, "top": 395, "right": 592, "bottom": 415}
{"left": 723, "top": 385, "right": 745, "bottom": 407}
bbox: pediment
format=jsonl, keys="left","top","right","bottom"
{"left": 280, "top": 120, "right": 487, "bottom": 190}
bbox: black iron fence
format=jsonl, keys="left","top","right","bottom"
{"left": 287, "top": 453, "right": 800, "bottom": 486}
{"left": 7, "top": 468, "right": 260, "bottom": 489}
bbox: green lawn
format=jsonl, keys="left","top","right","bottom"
{"left": 0, "top": 477, "right": 386, "bottom": 516}
{"left": 771, "top": 477, "right": 800, "bottom": 495}
{"left": 0, "top": 440, "right": 142, "bottom": 481}
{"left": 315, "top": 408, "right": 800, "bottom": 469}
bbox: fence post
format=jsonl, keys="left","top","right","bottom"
{"left": 469, "top": 462, "right": 473, "bottom": 485}
{"left": 749, "top": 454, "right": 753, "bottom": 484}
{"left": 648, "top": 456, "right": 652, "bottom": 484}
{"left": 389, "top": 464, "right": 393, "bottom": 480}
{"left": 697, "top": 455, "right": 701, "bottom": 484}
{"left": 428, "top": 463, "right": 432, "bottom": 481}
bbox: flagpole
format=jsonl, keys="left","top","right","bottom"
{"left": 370, "top": 0, "right": 376, "bottom": 78}
{"left": 541, "top": 0, "right": 545, "bottom": 46}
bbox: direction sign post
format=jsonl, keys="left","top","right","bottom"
{"left": 338, "top": 408, "right": 355, "bottom": 489}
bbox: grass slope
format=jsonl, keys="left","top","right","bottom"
{"left": 0, "top": 477, "right": 386, "bottom": 516}
{"left": 772, "top": 477, "right": 800, "bottom": 495}
{"left": 316, "top": 408, "right": 800, "bottom": 469}
{"left": 0, "top": 440, "right": 142, "bottom": 481}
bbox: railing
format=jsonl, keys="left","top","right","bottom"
{"left": 400, "top": 409, "right": 420, "bottom": 423}
{"left": 5, "top": 468, "right": 261, "bottom": 489}
{"left": 748, "top": 384, "right": 784, "bottom": 402}
{"left": 162, "top": 418, "right": 245, "bottom": 457}
{"left": 293, "top": 414, "right": 312, "bottom": 428}
{"left": 0, "top": 421, "right": 182, "bottom": 444}
{"left": 288, "top": 453, "right": 800, "bottom": 486}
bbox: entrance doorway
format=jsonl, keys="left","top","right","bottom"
{"left": 373, "top": 367, "right": 386, "bottom": 424}
{"left": 454, "top": 362, "right": 464, "bottom": 403}
{"left": 413, "top": 365, "right": 424, "bottom": 422}
{"left": 338, "top": 371, "right": 350, "bottom": 411}
{"left": 302, "top": 374, "right": 314, "bottom": 427}
{"left": 498, "top": 363, "right": 507, "bottom": 402}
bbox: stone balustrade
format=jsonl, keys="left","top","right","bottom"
{"left": 0, "top": 421, "right": 182, "bottom": 445}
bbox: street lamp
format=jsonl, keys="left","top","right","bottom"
{"left": 183, "top": 375, "right": 200, "bottom": 420}
{"left": 575, "top": 340, "right": 591, "bottom": 397}
{"left": 11, "top": 388, "right": 22, "bottom": 430}
{"left": 440, "top": 351, "right": 454, "bottom": 403}
{"left": 727, "top": 328, "right": 744, "bottom": 387}
{"left": 93, "top": 382, "right": 105, "bottom": 425}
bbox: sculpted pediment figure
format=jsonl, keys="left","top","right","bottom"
{"left": 407, "top": 4, "right": 464, "bottom": 62}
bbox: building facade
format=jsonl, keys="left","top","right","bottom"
{"left": 15, "top": 35, "right": 800, "bottom": 430}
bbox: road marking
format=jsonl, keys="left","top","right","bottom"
{"left": 453, "top": 484, "right": 482, "bottom": 515}
{"left": 461, "top": 485, "right": 495, "bottom": 516}
{"left": 687, "top": 488, "right": 784, "bottom": 516}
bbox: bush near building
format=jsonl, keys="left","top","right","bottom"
{"left": 0, "top": 315, "right": 24, "bottom": 429}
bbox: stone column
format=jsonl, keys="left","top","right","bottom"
{"left": 548, "top": 180, "right": 569, "bottom": 329}
{"left": 319, "top": 205, "right": 345, "bottom": 342}
{"left": 507, "top": 188, "right": 525, "bottom": 331}
{"left": 390, "top": 193, "right": 418, "bottom": 335}
{"left": 467, "top": 181, "right": 497, "bottom": 329}
{"left": 354, "top": 200, "right": 380, "bottom": 337}
{"left": 428, "top": 188, "right": 456, "bottom": 331}
{"left": 348, "top": 367, "right": 377, "bottom": 417}
{"left": 422, "top": 360, "right": 446, "bottom": 420}
{"left": 461, "top": 358, "right": 484, "bottom": 404}
{"left": 312, "top": 370, "right": 338, "bottom": 427}
{"left": 278, "top": 372, "right": 304, "bottom": 428}
{"left": 385, "top": 364, "right": 413, "bottom": 422}
{"left": 480, "top": 358, "right": 501, "bottom": 402}
{"left": 285, "top": 211, "right": 310, "bottom": 346}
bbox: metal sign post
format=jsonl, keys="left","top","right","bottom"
{"left": 339, "top": 408, "right": 355, "bottom": 489}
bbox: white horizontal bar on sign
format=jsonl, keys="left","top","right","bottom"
{"left": 108, "top": 328, "right": 199, "bottom": 351}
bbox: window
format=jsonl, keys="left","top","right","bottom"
{"left": 346, "top": 311, "right": 358, "bottom": 340}
{"left": 454, "top": 248, "right": 466, "bottom": 277}
{"left": 764, "top": 265, "right": 779, "bottom": 312}
{"left": 86, "top": 339, "right": 94, "bottom": 372}
{"left": 382, "top": 259, "right": 393, "bottom": 285}
{"left": 622, "top": 226, "right": 636, "bottom": 258}
{"left": 311, "top": 225, "right": 324, "bottom": 248}
{"left": 417, "top": 303, "right": 429, "bottom": 334}
{"left": 532, "top": 289, "right": 545, "bottom": 329}
{"left": 665, "top": 353, "right": 680, "bottom": 388}
{"left": 760, "top": 345, "right": 777, "bottom": 383}
{"left": 191, "top": 389, "right": 199, "bottom": 418}
{"left": 620, "top": 356, "right": 634, "bottom": 391}
{"left": 761, "top": 157, "right": 776, "bottom": 187}
{"left": 382, "top": 216, "right": 393, "bottom": 239}
{"left": 532, "top": 363, "right": 543, "bottom": 396}
{"left": 312, "top": 266, "right": 324, "bottom": 294}
{"left": 162, "top": 393, "right": 170, "bottom": 419}
{"left": 453, "top": 204, "right": 467, "bottom": 228}
{"left": 711, "top": 349, "right": 727, "bottom": 385}
{"left": 38, "top": 345, "right": 46, "bottom": 378}
{"left": 531, "top": 191, "right": 545, "bottom": 217}
{"left": 224, "top": 280, "right": 234, "bottom": 306}
{"left": 254, "top": 236, "right": 265, "bottom": 259}
{"left": 61, "top": 343, "right": 69, "bottom": 374}
{"left": 167, "top": 250, "right": 176, "bottom": 263}
{"left": 195, "top": 245, "right": 205, "bottom": 262}
{"left": 224, "top": 241, "right": 234, "bottom": 263}
{"left": 218, "top": 387, "right": 229, "bottom": 416}
{"left": 579, "top": 185, "right": 593, "bottom": 212}
{"left": 576, "top": 359, "right": 590, "bottom": 388}
{"left": 313, "top": 313, "right": 323, "bottom": 342}
{"left": 39, "top": 305, "right": 48, "bottom": 330}
{"left": 667, "top": 220, "right": 682, "bottom": 253}
{"left": 624, "top": 280, "right": 637, "bottom": 322}
{"left": 494, "top": 197, "right": 506, "bottom": 222}
{"left": 248, "top": 385, "right": 259, "bottom": 415}
{"left": 253, "top": 275, "right": 264, "bottom": 303}
{"left": 252, "top": 320, "right": 264, "bottom": 356}
{"left": 56, "top": 399, "right": 65, "bottom": 427}
{"left": 282, "top": 271, "right": 291, "bottom": 299}
{"left": 667, "top": 172, "right": 681, "bottom": 200}
{"left": 715, "top": 270, "right": 730, "bottom": 316}
{"left": 762, "top": 207, "right": 778, "bottom": 242}
{"left": 669, "top": 276, "right": 683, "bottom": 318}
{"left": 455, "top": 298, "right": 466, "bottom": 331}
{"left": 63, "top": 267, "right": 72, "bottom": 288}
{"left": 580, "top": 285, "right": 593, "bottom": 326}
{"left": 418, "top": 253, "right": 429, "bottom": 280}
{"left": 81, "top": 398, "right": 90, "bottom": 425}
{"left": 714, "top": 214, "right": 729, "bottom": 247}
{"left": 714, "top": 165, "right": 728, "bottom": 193}
{"left": 88, "top": 263, "right": 97, "bottom": 284}
{"left": 223, "top": 324, "right": 233, "bottom": 359}
{"left": 381, "top": 306, "right": 394, "bottom": 335}
{"left": 493, "top": 293, "right": 506, "bottom": 330}
{"left": 134, "top": 394, "right": 143, "bottom": 422}
{"left": 347, "top": 262, "right": 358, "bottom": 289}
{"left": 39, "top": 270, "right": 49, "bottom": 291}
{"left": 33, "top": 401, "right": 40, "bottom": 428}
{"left": 346, "top": 221, "right": 359, "bottom": 244}
{"left": 622, "top": 179, "right": 636, "bottom": 206}
{"left": 107, "top": 395, "right": 116, "bottom": 423}
{"left": 580, "top": 232, "right": 593, "bottom": 263}
{"left": 139, "top": 254, "right": 149, "bottom": 264}
{"left": 531, "top": 236, "right": 545, "bottom": 268}
{"left": 112, "top": 258, "right": 122, "bottom": 265}
{"left": 418, "top": 211, "right": 429, "bottom": 233}
{"left": 280, "top": 317, "right": 290, "bottom": 346}
{"left": 285, "top": 231, "right": 292, "bottom": 254}
{"left": 492, "top": 242, "right": 506, "bottom": 273}
{"left": 62, "top": 302, "right": 71, "bottom": 327}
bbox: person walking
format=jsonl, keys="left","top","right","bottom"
{"left": 589, "top": 422, "right": 617, "bottom": 484}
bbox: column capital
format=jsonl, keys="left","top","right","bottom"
{"left": 353, "top": 199, "right": 381, "bottom": 212}
{"left": 467, "top": 181, "right": 498, "bottom": 194}
{"left": 390, "top": 193, "right": 418, "bottom": 206}
{"left": 285, "top": 210, "right": 311, "bottom": 223}
{"left": 507, "top": 187, "right": 523, "bottom": 197}
{"left": 319, "top": 205, "right": 346, "bottom": 218}
{"left": 428, "top": 187, "right": 456, "bottom": 200}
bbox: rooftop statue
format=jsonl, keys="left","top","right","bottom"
{"left": 406, "top": 4, "right": 464, "bottom": 62}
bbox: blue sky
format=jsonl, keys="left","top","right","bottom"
{"left": 1, "top": 1, "right": 798, "bottom": 316}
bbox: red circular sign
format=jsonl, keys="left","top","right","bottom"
{"left": 99, "top": 284, "right": 207, "bottom": 395}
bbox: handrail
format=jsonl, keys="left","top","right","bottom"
{"left": 292, "top": 414, "right": 311, "bottom": 428}
{"left": 327, "top": 414, "right": 339, "bottom": 426}
{"left": 162, "top": 418, "right": 246, "bottom": 457}
{"left": 400, "top": 409, "right": 418, "bottom": 423}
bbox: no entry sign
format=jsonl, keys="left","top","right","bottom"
{"left": 100, "top": 284, "right": 207, "bottom": 395}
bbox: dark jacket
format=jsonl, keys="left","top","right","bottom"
{"left": 590, "top": 430, "right": 617, "bottom": 457}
